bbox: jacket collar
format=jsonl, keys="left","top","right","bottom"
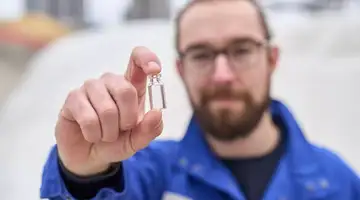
{"left": 177, "top": 99, "right": 320, "bottom": 175}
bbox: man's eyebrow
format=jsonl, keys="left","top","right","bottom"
{"left": 183, "top": 43, "right": 214, "bottom": 52}
{"left": 181, "top": 37, "right": 264, "bottom": 53}
{"left": 229, "top": 37, "right": 264, "bottom": 44}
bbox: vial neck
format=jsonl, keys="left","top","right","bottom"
{"left": 150, "top": 74, "right": 161, "bottom": 84}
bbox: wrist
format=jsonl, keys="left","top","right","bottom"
{"left": 58, "top": 158, "right": 112, "bottom": 178}
{"left": 59, "top": 158, "right": 121, "bottom": 183}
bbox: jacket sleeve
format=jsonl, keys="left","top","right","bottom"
{"left": 40, "top": 143, "right": 168, "bottom": 200}
{"left": 326, "top": 149, "right": 360, "bottom": 199}
{"left": 349, "top": 164, "right": 360, "bottom": 199}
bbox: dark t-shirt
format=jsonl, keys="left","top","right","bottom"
{"left": 221, "top": 133, "right": 285, "bottom": 200}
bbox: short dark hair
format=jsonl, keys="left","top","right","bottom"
{"left": 174, "top": 0, "right": 272, "bottom": 53}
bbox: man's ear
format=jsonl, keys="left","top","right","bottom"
{"left": 176, "top": 58, "right": 185, "bottom": 79}
{"left": 268, "top": 45, "right": 280, "bottom": 74}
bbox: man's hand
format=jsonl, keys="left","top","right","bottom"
{"left": 55, "top": 47, "right": 163, "bottom": 176}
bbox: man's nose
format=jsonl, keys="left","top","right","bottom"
{"left": 211, "top": 54, "right": 236, "bottom": 83}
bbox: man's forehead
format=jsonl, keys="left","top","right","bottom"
{"left": 180, "top": 1, "right": 258, "bottom": 27}
{"left": 178, "top": 0, "right": 263, "bottom": 50}
{"left": 182, "top": 0, "right": 257, "bottom": 21}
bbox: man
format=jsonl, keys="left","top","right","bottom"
{"left": 40, "top": 0, "right": 360, "bottom": 199}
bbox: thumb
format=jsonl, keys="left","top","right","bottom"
{"left": 130, "top": 110, "right": 163, "bottom": 151}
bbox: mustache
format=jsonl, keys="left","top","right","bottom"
{"left": 201, "top": 87, "right": 248, "bottom": 102}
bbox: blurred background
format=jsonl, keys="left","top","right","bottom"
{"left": 0, "top": 0, "right": 359, "bottom": 199}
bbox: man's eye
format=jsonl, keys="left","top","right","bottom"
{"left": 192, "top": 52, "right": 213, "bottom": 60}
{"left": 233, "top": 48, "right": 251, "bottom": 55}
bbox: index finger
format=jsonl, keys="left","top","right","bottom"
{"left": 125, "top": 46, "right": 162, "bottom": 94}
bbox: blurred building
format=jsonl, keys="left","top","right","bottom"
{"left": 26, "top": 0, "right": 86, "bottom": 28}
{"left": 263, "top": 0, "right": 350, "bottom": 12}
{"left": 0, "top": 14, "right": 70, "bottom": 105}
{"left": 125, "top": 0, "right": 171, "bottom": 21}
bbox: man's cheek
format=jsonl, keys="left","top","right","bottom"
{"left": 190, "top": 84, "right": 205, "bottom": 102}
{"left": 187, "top": 86, "right": 201, "bottom": 105}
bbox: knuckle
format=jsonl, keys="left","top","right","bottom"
{"left": 83, "top": 78, "right": 98, "bottom": 88}
{"left": 102, "top": 73, "right": 125, "bottom": 88}
{"left": 120, "top": 80, "right": 136, "bottom": 94}
{"left": 98, "top": 105, "right": 117, "bottom": 119}
{"left": 100, "top": 72, "right": 116, "bottom": 80}
{"left": 67, "top": 88, "right": 80, "bottom": 99}
{"left": 115, "top": 82, "right": 136, "bottom": 99}
{"left": 78, "top": 115, "right": 99, "bottom": 128}
{"left": 66, "top": 89, "right": 82, "bottom": 105}
{"left": 120, "top": 85, "right": 136, "bottom": 97}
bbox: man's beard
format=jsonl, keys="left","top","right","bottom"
{"left": 188, "top": 84, "right": 271, "bottom": 141}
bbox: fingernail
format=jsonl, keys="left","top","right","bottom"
{"left": 148, "top": 61, "right": 161, "bottom": 73}
{"left": 148, "top": 61, "right": 158, "bottom": 66}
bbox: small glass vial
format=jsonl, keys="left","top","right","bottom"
{"left": 148, "top": 74, "right": 166, "bottom": 110}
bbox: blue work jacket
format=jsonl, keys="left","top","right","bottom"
{"left": 40, "top": 100, "right": 360, "bottom": 200}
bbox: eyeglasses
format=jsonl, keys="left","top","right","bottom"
{"left": 179, "top": 40, "right": 268, "bottom": 75}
